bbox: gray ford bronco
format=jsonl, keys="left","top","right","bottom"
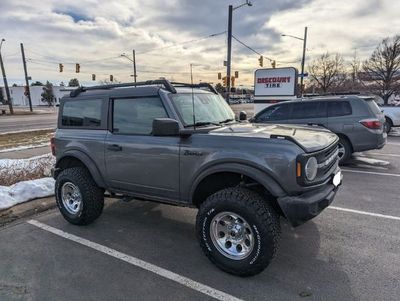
{"left": 52, "top": 80, "right": 342, "bottom": 276}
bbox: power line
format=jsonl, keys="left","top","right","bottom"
{"left": 231, "top": 35, "right": 274, "bottom": 62}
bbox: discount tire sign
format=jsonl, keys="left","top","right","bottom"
{"left": 254, "top": 67, "right": 298, "bottom": 97}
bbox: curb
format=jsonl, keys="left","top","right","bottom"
{"left": 0, "top": 196, "right": 56, "bottom": 227}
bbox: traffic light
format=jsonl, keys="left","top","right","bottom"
{"left": 218, "top": 72, "right": 222, "bottom": 80}
{"left": 271, "top": 60, "right": 276, "bottom": 68}
{"left": 110, "top": 75, "right": 114, "bottom": 82}
{"left": 75, "top": 63, "right": 80, "bottom": 73}
{"left": 231, "top": 76, "right": 235, "bottom": 87}
{"left": 258, "top": 56, "right": 263, "bottom": 67}
{"left": 92, "top": 74, "right": 96, "bottom": 81}
{"left": 222, "top": 76, "right": 227, "bottom": 87}
{"left": 59, "top": 63, "right": 64, "bottom": 73}
{"left": 234, "top": 71, "right": 239, "bottom": 78}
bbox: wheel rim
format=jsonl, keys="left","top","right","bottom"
{"left": 338, "top": 143, "right": 345, "bottom": 160}
{"left": 210, "top": 212, "right": 255, "bottom": 260}
{"left": 61, "top": 182, "right": 82, "bottom": 215}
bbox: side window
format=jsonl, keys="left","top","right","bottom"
{"left": 256, "top": 104, "right": 291, "bottom": 122}
{"left": 328, "top": 101, "right": 352, "bottom": 117}
{"left": 113, "top": 97, "right": 168, "bottom": 135}
{"left": 291, "top": 102, "right": 326, "bottom": 119}
{"left": 62, "top": 99, "right": 102, "bottom": 127}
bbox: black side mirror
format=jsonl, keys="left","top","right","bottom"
{"left": 239, "top": 111, "right": 247, "bottom": 121}
{"left": 152, "top": 118, "right": 179, "bottom": 136}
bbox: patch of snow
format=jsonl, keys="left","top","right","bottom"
{"left": 0, "top": 128, "right": 54, "bottom": 136}
{"left": 351, "top": 155, "right": 390, "bottom": 166}
{"left": 0, "top": 177, "right": 55, "bottom": 210}
{"left": 388, "top": 128, "right": 400, "bottom": 137}
{"left": 0, "top": 143, "right": 50, "bottom": 153}
{"left": 0, "top": 153, "right": 54, "bottom": 172}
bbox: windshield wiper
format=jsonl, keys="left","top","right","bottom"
{"left": 185, "top": 121, "right": 220, "bottom": 127}
{"left": 218, "top": 118, "right": 235, "bottom": 124}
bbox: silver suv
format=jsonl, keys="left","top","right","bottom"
{"left": 51, "top": 80, "right": 342, "bottom": 276}
{"left": 252, "top": 96, "right": 387, "bottom": 163}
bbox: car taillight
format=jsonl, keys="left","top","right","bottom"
{"left": 360, "top": 119, "right": 382, "bottom": 130}
{"left": 50, "top": 137, "right": 56, "bottom": 156}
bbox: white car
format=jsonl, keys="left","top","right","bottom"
{"left": 359, "top": 95, "right": 400, "bottom": 133}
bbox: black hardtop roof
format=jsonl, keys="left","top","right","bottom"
{"left": 64, "top": 80, "right": 218, "bottom": 100}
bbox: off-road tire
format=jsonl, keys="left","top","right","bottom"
{"left": 55, "top": 167, "right": 104, "bottom": 225}
{"left": 196, "top": 187, "right": 280, "bottom": 277}
{"left": 338, "top": 137, "right": 352, "bottom": 165}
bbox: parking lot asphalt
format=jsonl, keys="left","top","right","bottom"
{"left": 1, "top": 132, "right": 400, "bottom": 300}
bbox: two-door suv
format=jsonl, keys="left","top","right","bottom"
{"left": 52, "top": 80, "right": 342, "bottom": 276}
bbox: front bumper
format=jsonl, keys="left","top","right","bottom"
{"left": 277, "top": 170, "right": 342, "bottom": 227}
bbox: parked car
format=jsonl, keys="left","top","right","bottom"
{"left": 252, "top": 96, "right": 387, "bottom": 164}
{"left": 358, "top": 95, "right": 400, "bottom": 133}
{"left": 51, "top": 80, "right": 342, "bottom": 277}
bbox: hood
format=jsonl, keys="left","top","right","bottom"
{"left": 209, "top": 123, "right": 338, "bottom": 153}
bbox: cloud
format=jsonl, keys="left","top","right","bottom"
{"left": 0, "top": 0, "right": 398, "bottom": 87}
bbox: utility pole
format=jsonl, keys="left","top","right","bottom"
{"left": 226, "top": 5, "right": 233, "bottom": 101}
{"left": 0, "top": 39, "right": 13, "bottom": 114}
{"left": 20, "top": 43, "right": 32, "bottom": 112}
{"left": 132, "top": 49, "right": 137, "bottom": 83}
{"left": 300, "top": 27, "right": 308, "bottom": 97}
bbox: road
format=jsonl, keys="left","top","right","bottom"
{"left": 1, "top": 135, "right": 400, "bottom": 300}
{"left": 0, "top": 111, "right": 57, "bottom": 133}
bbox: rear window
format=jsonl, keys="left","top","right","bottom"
{"left": 327, "top": 101, "right": 352, "bottom": 117}
{"left": 365, "top": 100, "right": 382, "bottom": 116}
{"left": 62, "top": 99, "right": 102, "bottom": 127}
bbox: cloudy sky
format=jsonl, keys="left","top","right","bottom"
{"left": 0, "top": 0, "right": 398, "bottom": 87}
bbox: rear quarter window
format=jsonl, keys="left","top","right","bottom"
{"left": 365, "top": 100, "right": 383, "bottom": 116}
{"left": 61, "top": 99, "right": 102, "bottom": 127}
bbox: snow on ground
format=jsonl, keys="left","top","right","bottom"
{"left": 389, "top": 128, "right": 400, "bottom": 137}
{"left": 0, "top": 177, "right": 55, "bottom": 210}
{"left": 0, "top": 153, "right": 55, "bottom": 186}
{"left": 0, "top": 143, "right": 49, "bottom": 153}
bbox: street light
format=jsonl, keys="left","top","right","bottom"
{"left": 281, "top": 26, "right": 308, "bottom": 96}
{"left": 121, "top": 51, "right": 137, "bottom": 83}
{"left": 0, "top": 38, "right": 13, "bottom": 114}
{"left": 226, "top": 1, "right": 252, "bottom": 100}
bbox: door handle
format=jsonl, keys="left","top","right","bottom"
{"left": 107, "top": 144, "right": 122, "bottom": 151}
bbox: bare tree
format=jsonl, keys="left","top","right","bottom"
{"left": 362, "top": 36, "right": 400, "bottom": 104}
{"left": 308, "top": 52, "right": 346, "bottom": 93}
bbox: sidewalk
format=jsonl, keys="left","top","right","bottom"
{"left": 0, "top": 146, "right": 50, "bottom": 159}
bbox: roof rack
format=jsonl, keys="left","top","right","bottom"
{"left": 70, "top": 80, "right": 177, "bottom": 97}
{"left": 170, "top": 82, "right": 218, "bottom": 94}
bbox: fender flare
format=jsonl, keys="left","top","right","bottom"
{"left": 56, "top": 150, "right": 106, "bottom": 188}
{"left": 189, "top": 162, "right": 287, "bottom": 203}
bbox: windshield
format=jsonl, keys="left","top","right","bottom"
{"left": 170, "top": 93, "right": 235, "bottom": 126}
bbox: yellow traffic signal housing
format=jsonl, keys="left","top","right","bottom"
{"left": 218, "top": 72, "right": 222, "bottom": 80}
{"left": 258, "top": 56, "right": 263, "bottom": 67}
{"left": 75, "top": 63, "right": 80, "bottom": 73}
{"left": 92, "top": 74, "right": 96, "bottom": 81}
{"left": 234, "top": 71, "right": 239, "bottom": 78}
{"left": 271, "top": 60, "right": 276, "bottom": 68}
{"left": 59, "top": 63, "right": 64, "bottom": 72}
{"left": 110, "top": 75, "right": 114, "bottom": 82}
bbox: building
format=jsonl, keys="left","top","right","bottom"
{"left": 0, "top": 86, "right": 75, "bottom": 106}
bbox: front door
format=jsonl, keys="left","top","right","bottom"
{"left": 105, "top": 96, "right": 180, "bottom": 200}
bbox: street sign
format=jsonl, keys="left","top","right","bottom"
{"left": 254, "top": 67, "right": 298, "bottom": 97}
{"left": 298, "top": 72, "right": 308, "bottom": 78}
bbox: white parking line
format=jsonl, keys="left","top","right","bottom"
{"left": 342, "top": 169, "right": 400, "bottom": 177}
{"left": 27, "top": 220, "right": 243, "bottom": 301}
{"left": 329, "top": 206, "right": 400, "bottom": 221}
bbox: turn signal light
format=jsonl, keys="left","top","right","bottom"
{"left": 360, "top": 119, "right": 382, "bottom": 130}
{"left": 296, "top": 162, "right": 302, "bottom": 177}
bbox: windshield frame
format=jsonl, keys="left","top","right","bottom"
{"left": 168, "top": 92, "right": 236, "bottom": 127}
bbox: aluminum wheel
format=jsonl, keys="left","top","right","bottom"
{"left": 61, "top": 182, "right": 82, "bottom": 215}
{"left": 210, "top": 212, "right": 255, "bottom": 260}
{"left": 338, "top": 143, "right": 345, "bottom": 160}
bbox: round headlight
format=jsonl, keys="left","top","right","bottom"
{"left": 305, "top": 157, "right": 318, "bottom": 181}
